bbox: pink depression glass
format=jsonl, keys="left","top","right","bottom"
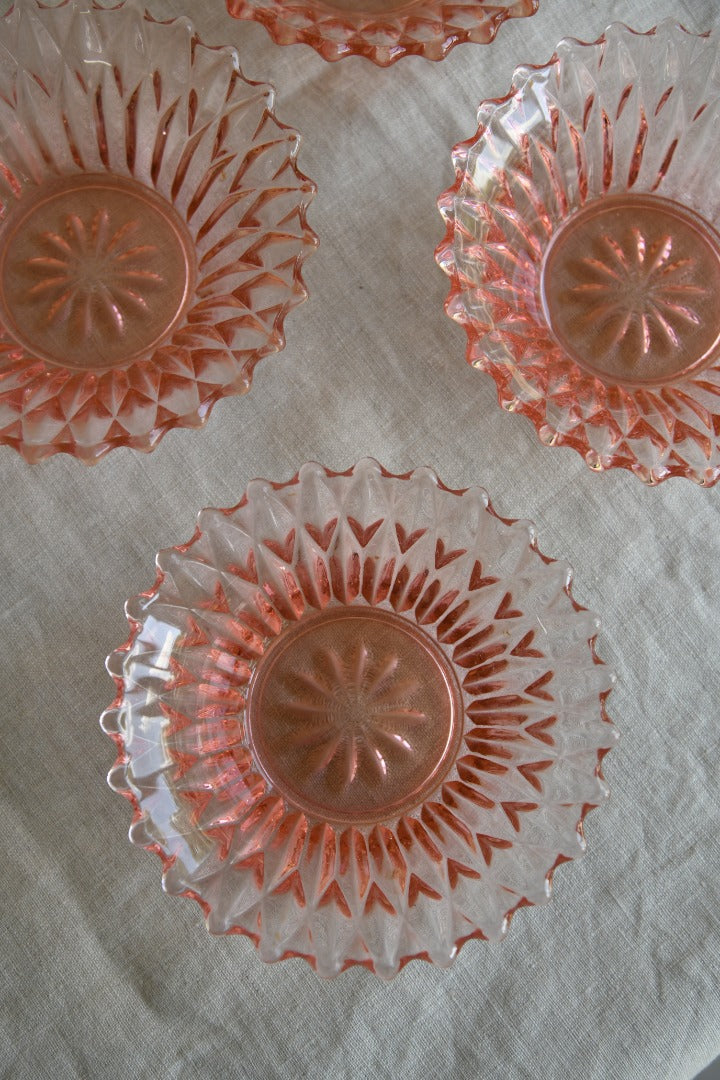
{"left": 437, "top": 21, "right": 720, "bottom": 484}
{"left": 0, "top": 0, "right": 316, "bottom": 464}
{"left": 102, "top": 460, "right": 617, "bottom": 978}
{"left": 225, "top": 0, "right": 537, "bottom": 66}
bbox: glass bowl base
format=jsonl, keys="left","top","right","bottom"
{"left": 0, "top": 173, "right": 195, "bottom": 371}
{"left": 540, "top": 193, "right": 720, "bottom": 387}
{"left": 246, "top": 606, "right": 464, "bottom": 825}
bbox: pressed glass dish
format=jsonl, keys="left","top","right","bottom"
{"left": 225, "top": 0, "right": 537, "bottom": 66}
{"left": 437, "top": 21, "right": 720, "bottom": 484}
{"left": 0, "top": 0, "right": 316, "bottom": 463}
{"left": 102, "top": 459, "right": 617, "bottom": 978}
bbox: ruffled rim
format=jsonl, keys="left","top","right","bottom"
{"left": 0, "top": 1, "right": 317, "bottom": 463}
{"left": 436, "top": 21, "right": 720, "bottom": 485}
{"left": 226, "top": 0, "right": 538, "bottom": 66}
{"left": 101, "top": 460, "right": 616, "bottom": 977}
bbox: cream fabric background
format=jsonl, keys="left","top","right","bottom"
{"left": 1, "top": 0, "right": 719, "bottom": 1076}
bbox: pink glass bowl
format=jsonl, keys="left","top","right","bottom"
{"left": 102, "top": 460, "right": 617, "bottom": 978}
{"left": 437, "top": 21, "right": 720, "bottom": 484}
{"left": 0, "top": 0, "right": 316, "bottom": 464}
{"left": 226, "top": 0, "right": 537, "bottom": 66}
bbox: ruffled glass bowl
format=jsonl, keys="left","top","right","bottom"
{"left": 0, "top": 0, "right": 316, "bottom": 463}
{"left": 102, "top": 459, "right": 616, "bottom": 978}
{"left": 226, "top": 0, "right": 537, "bottom": 66}
{"left": 437, "top": 21, "right": 720, "bottom": 484}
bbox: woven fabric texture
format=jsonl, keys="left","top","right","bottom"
{"left": 0, "top": 0, "right": 718, "bottom": 1077}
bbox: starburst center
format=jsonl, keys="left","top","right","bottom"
{"left": 0, "top": 173, "right": 195, "bottom": 371}
{"left": 246, "top": 606, "right": 463, "bottom": 824}
{"left": 540, "top": 193, "right": 720, "bottom": 386}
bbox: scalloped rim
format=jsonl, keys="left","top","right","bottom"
{"left": 100, "top": 458, "right": 617, "bottom": 977}
{"left": 225, "top": 0, "right": 538, "bottom": 66}
{"left": 0, "top": 0, "right": 318, "bottom": 464}
{"left": 435, "top": 20, "right": 720, "bottom": 486}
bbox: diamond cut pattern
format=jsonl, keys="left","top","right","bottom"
{"left": 437, "top": 22, "right": 720, "bottom": 484}
{"left": 0, "top": 1, "right": 316, "bottom": 463}
{"left": 226, "top": 0, "right": 537, "bottom": 66}
{"left": 102, "top": 461, "right": 616, "bottom": 978}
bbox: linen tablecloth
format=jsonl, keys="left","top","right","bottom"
{"left": 1, "top": 0, "right": 719, "bottom": 1076}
